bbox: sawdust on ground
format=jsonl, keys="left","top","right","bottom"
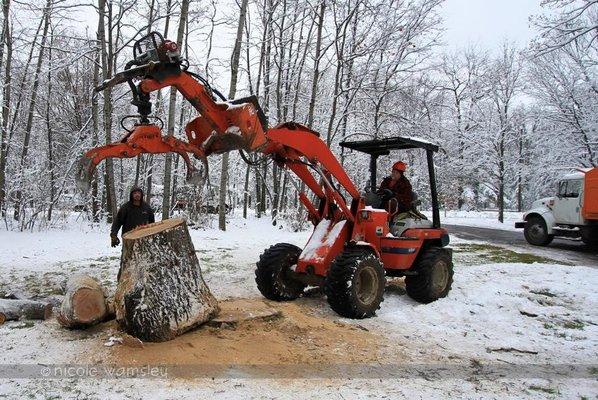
{"left": 85, "top": 297, "right": 399, "bottom": 377}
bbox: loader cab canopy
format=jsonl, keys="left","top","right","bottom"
{"left": 340, "top": 136, "right": 441, "bottom": 229}
{"left": 339, "top": 136, "right": 439, "bottom": 154}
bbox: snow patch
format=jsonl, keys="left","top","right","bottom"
{"left": 225, "top": 126, "right": 241, "bottom": 136}
{"left": 104, "top": 337, "right": 123, "bottom": 347}
{"left": 425, "top": 210, "right": 522, "bottom": 231}
{"left": 299, "top": 220, "right": 346, "bottom": 262}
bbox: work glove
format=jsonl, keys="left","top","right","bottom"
{"left": 110, "top": 234, "right": 120, "bottom": 247}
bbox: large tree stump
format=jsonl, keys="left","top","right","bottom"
{"left": 114, "top": 218, "right": 219, "bottom": 342}
{"left": 0, "top": 299, "right": 52, "bottom": 322}
{"left": 57, "top": 274, "right": 108, "bottom": 328}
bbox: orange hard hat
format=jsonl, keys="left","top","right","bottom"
{"left": 392, "top": 161, "right": 407, "bottom": 172}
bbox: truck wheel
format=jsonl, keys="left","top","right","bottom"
{"left": 324, "top": 248, "right": 385, "bottom": 319}
{"left": 255, "top": 243, "right": 306, "bottom": 301}
{"left": 406, "top": 247, "right": 453, "bottom": 304}
{"left": 581, "top": 227, "right": 598, "bottom": 247}
{"left": 524, "top": 216, "right": 554, "bottom": 246}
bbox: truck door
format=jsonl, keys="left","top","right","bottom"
{"left": 553, "top": 179, "right": 583, "bottom": 225}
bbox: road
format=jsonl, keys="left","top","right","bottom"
{"left": 445, "top": 224, "right": 598, "bottom": 267}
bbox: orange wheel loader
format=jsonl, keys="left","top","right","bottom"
{"left": 78, "top": 32, "right": 453, "bottom": 319}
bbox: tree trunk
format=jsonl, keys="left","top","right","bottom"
{"left": 45, "top": 28, "right": 55, "bottom": 221}
{"left": 498, "top": 130, "right": 505, "bottom": 223}
{"left": 255, "top": 162, "right": 262, "bottom": 218}
{"left": 114, "top": 218, "right": 219, "bottom": 342}
{"left": 306, "top": 0, "right": 325, "bottom": 129}
{"left": 13, "top": 0, "right": 52, "bottom": 221}
{"left": 0, "top": 0, "right": 11, "bottom": 216}
{"left": 0, "top": 299, "right": 52, "bottom": 322}
{"left": 98, "top": 0, "right": 117, "bottom": 221}
{"left": 272, "top": 164, "right": 279, "bottom": 223}
{"left": 91, "top": 42, "right": 101, "bottom": 222}
{"left": 162, "top": 0, "right": 190, "bottom": 220}
{"left": 218, "top": 0, "right": 249, "bottom": 231}
{"left": 243, "top": 162, "right": 250, "bottom": 218}
{"left": 57, "top": 274, "right": 108, "bottom": 328}
{"left": 517, "top": 127, "right": 524, "bottom": 212}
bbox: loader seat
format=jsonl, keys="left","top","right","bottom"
{"left": 390, "top": 213, "right": 433, "bottom": 237}
{"left": 389, "top": 192, "right": 432, "bottom": 236}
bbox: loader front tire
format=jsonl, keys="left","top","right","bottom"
{"left": 255, "top": 243, "right": 306, "bottom": 301}
{"left": 324, "top": 248, "right": 385, "bottom": 319}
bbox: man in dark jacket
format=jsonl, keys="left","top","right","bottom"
{"left": 110, "top": 187, "right": 155, "bottom": 247}
{"left": 379, "top": 161, "right": 412, "bottom": 213}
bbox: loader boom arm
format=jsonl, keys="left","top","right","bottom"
{"left": 78, "top": 33, "right": 360, "bottom": 223}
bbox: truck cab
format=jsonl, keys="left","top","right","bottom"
{"left": 554, "top": 176, "right": 584, "bottom": 225}
{"left": 515, "top": 168, "right": 598, "bottom": 247}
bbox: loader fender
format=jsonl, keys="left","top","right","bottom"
{"left": 348, "top": 242, "right": 381, "bottom": 259}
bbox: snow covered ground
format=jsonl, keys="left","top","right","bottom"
{"left": 425, "top": 209, "right": 523, "bottom": 231}
{"left": 0, "top": 213, "right": 596, "bottom": 399}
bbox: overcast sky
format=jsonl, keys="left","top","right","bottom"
{"left": 439, "top": 0, "right": 544, "bottom": 51}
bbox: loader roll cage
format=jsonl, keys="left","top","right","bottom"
{"left": 339, "top": 137, "right": 441, "bottom": 229}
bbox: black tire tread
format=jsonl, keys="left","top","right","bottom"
{"left": 324, "top": 248, "right": 385, "bottom": 319}
{"left": 255, "top": 243, "right": 306, "bottom": 301}
{"left": 406, "top": 247, "right": 454, "bottom": 304}
{"left": 581, "top": 227, "right": 598, "bottom": 247}
{"left": 524, "top": 216, "right": 554, "bottom": 246}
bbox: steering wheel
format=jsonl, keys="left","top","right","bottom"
{"left": 375, "top": 188, "right": 394, "bottom": 201}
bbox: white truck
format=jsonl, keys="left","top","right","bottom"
{"left": 515, "top": 168, "right": 598, "bottom": 247}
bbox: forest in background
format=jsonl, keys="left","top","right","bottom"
{"left": 0, "top": 0, "right": 595, "bottom": 231}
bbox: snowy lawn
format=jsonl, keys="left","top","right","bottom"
{"left": 0, "top": 214, "right": 596, "bottom": 399}
{"left": 424, "top": 209, "right": 523, "bottom": 231}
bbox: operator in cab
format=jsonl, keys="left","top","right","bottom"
{"left": 379, "top": 161, "right": 413, "bottom": 213}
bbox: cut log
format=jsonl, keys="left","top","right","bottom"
{"left": 114, "top": 218, "right": 219, "bottom": 342}
{"left": 57, "top": 274, "right": 108, "bottom": 328}
{"left": 0, "top": 299, "right": 53, "bottom": 321}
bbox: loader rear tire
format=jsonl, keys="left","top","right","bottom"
{"left": 255, "top": 243, "right": 306, "bottom": 301}
{"left": 406, "top": 247, "right": 453, "bottom": 304}
{"left": 324, "top": 248, "right": 385, "bottom": 319}
{"left": 524, "top": 216, "right": 553, "bottom": 246}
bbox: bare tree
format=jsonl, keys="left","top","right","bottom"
{"left": 480, "top": 44, "right": 523, "bottom": 222}
{"left": 218, "top": 0, "right": 250, "bottom": 231}
{"left": 162, "top": 0, "right": 190, "bottom": 220}
{"left": 0, "top": 0, "right": 12, "bottom": 216}
{"left": 13, "top": 0, "right": 53, "bottom": 222}
{"left": 528, "top": 47, "right": 597, "bottom": 167}
{"left": 532, "top": 0, "right": 598, "bottom": 55}
{"left": 306, "top": 0, "right": 326, "bottom": 129}
{"left": 436, "top": 48, "right": 489, "bottom": 209}
{"left": 97, "top": 0, "right": 117, "bottom": 222}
